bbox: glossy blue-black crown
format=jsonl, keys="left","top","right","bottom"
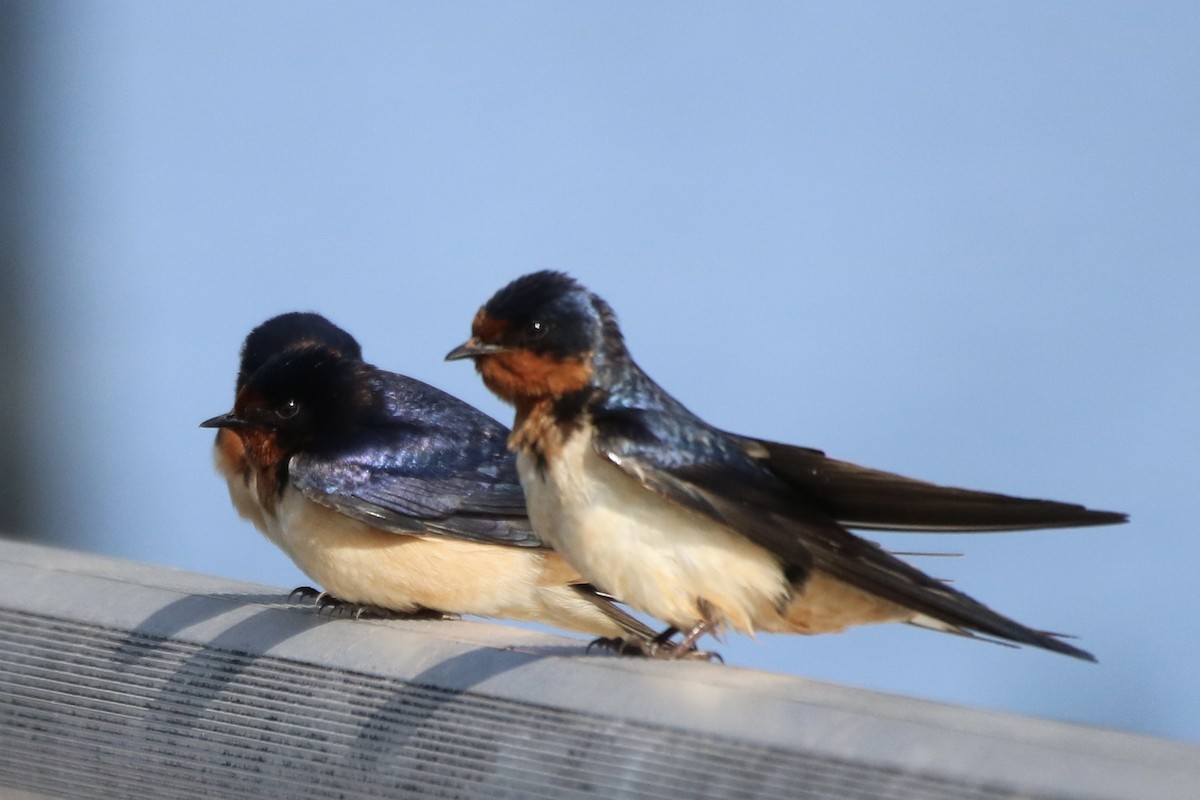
{"left": 238, "top": 312, "right": 362, "bottom": 390}
{"left": 484, "top": 271, "right": 612, "bottom": 359}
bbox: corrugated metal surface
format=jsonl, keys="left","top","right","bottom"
{"left": 0, "top": 611, "right": 1040, "bottom": 800}
{"left": 0, "top": 540, "right": 1195, "bottom": 800}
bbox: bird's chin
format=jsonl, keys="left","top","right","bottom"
{"left": 478, "top": 365, "right": 521, "bottom": 407}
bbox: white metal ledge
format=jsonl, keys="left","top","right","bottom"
{"left": 0, "top": 538, "right": 1195, "bottom": 800}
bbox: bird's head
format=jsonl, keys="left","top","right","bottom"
{"left": 446, "top": 271, "right": 620, "bottom": 407}
{"left": 202, "top": 345, "right": 365, "bottom": 465}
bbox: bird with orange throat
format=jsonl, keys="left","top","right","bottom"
{"left": 447, "top": 271, "right": 1126, "bottom": 660}
{"left": 204, "top": 311, "right": 656, "bottom": 643}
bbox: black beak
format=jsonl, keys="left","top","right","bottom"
{"left": 445, "top": 338, "right": 510, "bottom": 361}
{"left": 200, "top": 411, "right": 250, "bottom": 430}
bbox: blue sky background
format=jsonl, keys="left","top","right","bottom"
{"left": 9, "top": 3, "right": 1199, "bottom": 742}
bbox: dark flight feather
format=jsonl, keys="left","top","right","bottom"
{"left": 728, "top": 435, "right": 1127, "bottom": 531}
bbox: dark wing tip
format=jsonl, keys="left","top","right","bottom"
{"left": 1086, "top": 509, "right": 1129, "bottom": 526}
{"left": 926, "top": 623, "right": 1097, "bottom": 662}
{"left": 1026, "top": 629, "right": 1097, "bottom": 662}
{"left": 1046, "top": 639, "right": 1097, "bottom": 662}
{"left": 748, "top": 438, "right": 1129, "bottom": 532}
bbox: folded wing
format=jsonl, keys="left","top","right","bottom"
{"left": 595, "top": 406, "right": 1096, "bottom": 660}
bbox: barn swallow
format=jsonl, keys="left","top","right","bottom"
{"left": 447, "top": 271, "right": 1127, "bottom": 660}
{"left": 212, "top": 312, "right": 364, "bottom": 540}
{"left": 203, "top": 329, "right": 656, "bottom": 642}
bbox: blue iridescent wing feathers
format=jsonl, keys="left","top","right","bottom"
{"left": 290, "top": 368, "right": 541, "bottom": 547}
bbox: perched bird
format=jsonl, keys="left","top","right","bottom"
{"left": 203, "top": 315, "right": 655, "bottom": 642}
{"left": 447, "top": 271, "right": 1127, "bottom": 660}
{"left": 212, "top": 312, "right": 363, "bottom": 538}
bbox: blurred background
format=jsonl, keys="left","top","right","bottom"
{"left": 2, "top": 2, "right": 1196, "bottom": 743}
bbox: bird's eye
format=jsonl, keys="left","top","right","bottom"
{"left": 276, "top": 399, "right": 300, "bottom": 420}
{"left": 528, "top": 319, "right": 548, "bottom": 339}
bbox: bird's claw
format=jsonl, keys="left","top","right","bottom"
{"left": 287, "top": 586, "right": 457, "bottom": 621}
{"left": 586, "top": 634, "right": 723, "bottom": 663}
{"left": 287, "top": 585, "right": 325, "bottom": 604}
{"left": 587, "top": 636, "right": 649, "bottom": 656}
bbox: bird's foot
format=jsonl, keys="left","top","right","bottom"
{"left": 587, "top": 625, "right": 723, "bottom": 663}
{"left": 652, "top": 618, "right": 724, "bottom": 662}
{"left": 587, "top": 636, "right": 657, "bottom": 656}
{"left": 287, "top": 586, "right": 457, "bottom": 621}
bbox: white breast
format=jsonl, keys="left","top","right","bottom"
{"left": 518, "top": 430, "right": 789, "bottom": 635}
{"left": 254, "top": 487, "right": 630, "bottom": 638}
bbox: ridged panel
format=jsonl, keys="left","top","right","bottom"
{"left": 0, "top": 610, "right": 1057, "bottom": 800}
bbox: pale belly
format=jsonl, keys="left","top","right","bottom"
{"left": 518, "top": 431, "right": 921, "bottom": 637}
{"left": 517, "top": 432, "right": 791, "bottom": 635}
{"left": 258, "top": 489, "right": 629, "bottom": 637}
